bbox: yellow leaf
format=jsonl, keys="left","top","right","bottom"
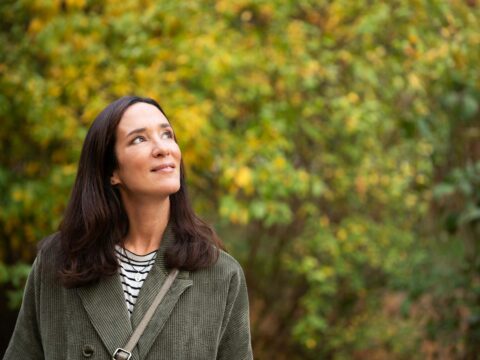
{"left": 273, "top": 156, "right": 286, "bottom": 170}
{"left": 347, "top": 92, "right": 359, "bottom": 104}
{"left": 234, "top": 166, "right": 253, "bottom": 189}
{"left": 337, "top": 229, "right": 348, "bottom": 241}
{"left": 12, "top": 190, "right": 23, "bottom": 201}
{"left": 306, "top": 338, "right": 317, "bottom": 349}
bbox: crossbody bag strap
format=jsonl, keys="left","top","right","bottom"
{"left": 113, "top": 268, "right": 180, "bottom": 360}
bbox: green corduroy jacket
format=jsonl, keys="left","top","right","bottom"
{"left": 4, "top": 227, "right": 253, "bottom": 360}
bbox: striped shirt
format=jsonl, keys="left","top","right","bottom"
{"left": 115, "top": 246, "right": 157, "bottom": 316}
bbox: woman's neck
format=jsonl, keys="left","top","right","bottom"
{"left": 120, "top": 194, "right": 170, "bottom": 255}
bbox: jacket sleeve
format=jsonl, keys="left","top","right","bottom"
{"left": 217, "top": 266, "right": 253, "bottom": 360}
{"left": 4, "top": 256, "right": 44, "bottom": 359}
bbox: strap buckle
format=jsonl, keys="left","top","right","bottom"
{"left": 112, "top": 348, "right": 132, "bottom": 360}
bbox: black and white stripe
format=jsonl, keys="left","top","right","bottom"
{"left": 115, "top": 246, "right": 157, "bottom": 316}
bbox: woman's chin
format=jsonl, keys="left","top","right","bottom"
{"left": 151, "top": 184, "right": 181, "bottom": 197}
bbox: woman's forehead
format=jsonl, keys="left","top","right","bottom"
{"left": 117, "top": 102, "right": 170, "bottom": 134}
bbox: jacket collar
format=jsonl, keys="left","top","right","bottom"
{"left": 77, "top": 222, "right": 192, "bottom": 360}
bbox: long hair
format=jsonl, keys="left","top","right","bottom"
{"left": 55, "top": 96, "right": 223, "bottom": 288}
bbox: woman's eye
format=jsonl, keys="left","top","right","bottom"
{"left": 132, "top": 136, "right": 146, "bottom": 144}
{"left": 161, "top": 130, "right": 173, "bottom": 139}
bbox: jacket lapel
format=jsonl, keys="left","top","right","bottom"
{"left": 77, "top": 272, "right": 133, "bottom": 357}
{"left": 130, "top": 225, "right": 193, "bottom": 359}
{"left": 77, "top": 224, "right": 193, "bottom": 359}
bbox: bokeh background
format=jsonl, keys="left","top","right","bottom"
{"left": 1, "top": 0, "right": 479, "bottom": 358}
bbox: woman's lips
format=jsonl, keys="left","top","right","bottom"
{"left": 151, "top": 163, "right": 175, "bottom": 173}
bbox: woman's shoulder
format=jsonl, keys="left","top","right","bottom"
{"left": 34, "top": 232, "right": 62, "bottom": 275}
{"left": 37, "top": 232, "right": 61, "bottom": 257}
{"left": 216, "top": 249, "right": 243, "bottom": 271}
{"left": 194, "top": 248, "right": 246, "bottom": 282}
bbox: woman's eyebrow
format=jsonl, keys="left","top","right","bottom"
{"left": 126, "top": 127, "right": 146, "bottom": 137}
{"left": 126, "top": 123, "right": 171, "bottom": 138}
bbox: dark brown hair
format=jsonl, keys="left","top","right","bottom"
{"left": 55, "top": 96, "right": 223, "bottom": 288}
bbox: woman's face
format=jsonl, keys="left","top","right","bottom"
{"left": 110, "top": 102, "right": 181, "bottom": 199}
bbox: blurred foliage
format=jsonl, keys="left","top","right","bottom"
{"left": 1, "top": 0, "right": 479, "bottom": 358}
{"left": 0, "top": 262, "right": 31, "bottom": 310}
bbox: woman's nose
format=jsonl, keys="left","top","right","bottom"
{"left": 152, "top": 138, "right": 170, "bottom": 157}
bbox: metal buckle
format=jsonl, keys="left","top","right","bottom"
{"left": 112, "top": 348, "right": 132, "bottom": 360}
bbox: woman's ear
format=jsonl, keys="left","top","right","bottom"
{"left": 110, "top": 171, "right": 120, "bottom": 186}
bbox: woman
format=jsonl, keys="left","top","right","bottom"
{"left": 4, "top": 96, "right": 253, "bottom": 359}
